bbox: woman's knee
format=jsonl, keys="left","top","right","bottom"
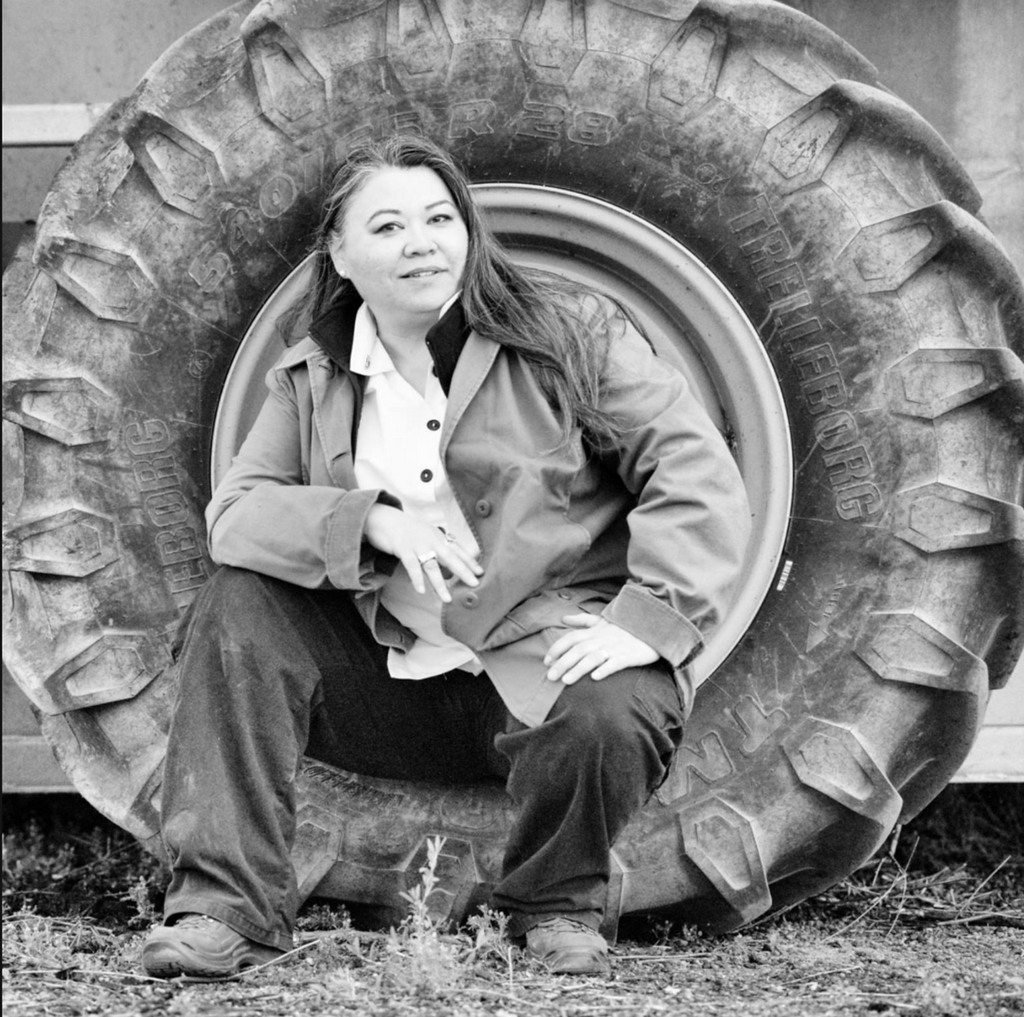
{"left": 551, "top": 666, "right": 686, "bottom": 756}
{"left": 196, "top": 565, "right": 276, "bottom": 610}
{"left": 182, "top": 567, "right": 295, "bottom": 639}
{"left": 170, "top": 568, "right": 303, "bottom": 683}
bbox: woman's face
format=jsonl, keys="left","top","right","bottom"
{"left": 329, "top": 165, "right": 469, "bottom": 332}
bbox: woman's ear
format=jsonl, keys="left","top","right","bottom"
{"left": 328, "top": 243, "right": 348, "bottom": 279}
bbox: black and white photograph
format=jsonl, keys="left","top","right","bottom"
{"left": 3, "top": 1, "right": 1021, "bottom": 1014}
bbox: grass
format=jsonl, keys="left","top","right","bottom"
{"left": 2, "top": 784, "right": 1022, "bottom": 1016}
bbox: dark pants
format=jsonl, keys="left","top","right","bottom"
{"left": 159, "top": 567, "right": 688, "bottom": 950}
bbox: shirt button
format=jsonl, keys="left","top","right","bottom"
{"left": 462, "top": 592, "right": 479, "bottom": 608}
{"left": 475, "top": 499, "right": 492, "bottom": 517}
{"left": 426, "top": 419, "right": 441, "bottom": 431}
{"left": 420, "top": 469, "right": 433, "bottom": 483}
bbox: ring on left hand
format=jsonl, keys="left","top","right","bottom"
{"left": 417, "top": 551, "right": 438, "bottom": 564}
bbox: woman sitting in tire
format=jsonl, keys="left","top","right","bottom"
{"left": 142, "top": 135, "right": 751, "bottom": 978}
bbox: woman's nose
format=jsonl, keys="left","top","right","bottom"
{"left": 403, "top": 223, "right": 436, "bottom": 256}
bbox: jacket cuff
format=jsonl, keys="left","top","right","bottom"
{"left": 601, "top": 583, "right": 704, "bottom": 667}
{"left": 324, "top": 488, "right": 400, "bottom": 589}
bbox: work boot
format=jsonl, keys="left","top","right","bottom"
{"left": 525, "top": 916, "right": 610, "bottom": 975}
{"left": 142, "top": 913, "right": 285, "bottom": 978}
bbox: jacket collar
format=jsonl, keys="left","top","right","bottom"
{"left": 307, "top": 290, "right": 472, "bottom": 397}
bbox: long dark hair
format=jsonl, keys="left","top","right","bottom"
{"left": 283, "top": 135, "right": 637, "bottom": 447}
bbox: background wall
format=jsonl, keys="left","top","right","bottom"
{"left": 2, "top": 0, "right": 229, "bottom": 234}
{"left": 2, "top": 0, "right": 1022, "bottom": 786}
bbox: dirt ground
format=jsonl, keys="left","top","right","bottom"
{"left": 3, "top": 907, "right": 1021, "bottom": 1016}
{"left": 3, "top": 786, "right": 1022, "bottom": 1017}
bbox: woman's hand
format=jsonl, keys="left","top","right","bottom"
{"left": 364, "top": 504, "right": 483, "bottom": 602}
{"left": 544, "top": 613, "right": 659, "bottom": 684}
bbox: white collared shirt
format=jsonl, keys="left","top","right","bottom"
{"left": 350, "top": 302, "right": 483, "bottom": 679}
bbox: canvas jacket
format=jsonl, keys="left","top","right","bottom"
{"left": 206, "top": 294, "right": 752, "bottom": 724}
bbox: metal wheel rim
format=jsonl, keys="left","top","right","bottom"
{"left": 213, "top": 184, "right": 793, "bottom": 681}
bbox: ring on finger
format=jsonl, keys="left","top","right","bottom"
{"left": 417, "top": 551, "right": 438, "bottom": 565}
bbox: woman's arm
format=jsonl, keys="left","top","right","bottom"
{"left": 206, "top": 362, "right": 398, "bottom": 590}
{"left": 593, "top": 307, "right": 753, "bottom": 668}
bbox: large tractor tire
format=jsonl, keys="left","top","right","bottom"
{"left": 3, "top": 0, "right": 1022, "bottom": 935}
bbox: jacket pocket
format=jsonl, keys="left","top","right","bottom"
{"left": 486, "top": 586, "right": 610, "bottom": 647}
